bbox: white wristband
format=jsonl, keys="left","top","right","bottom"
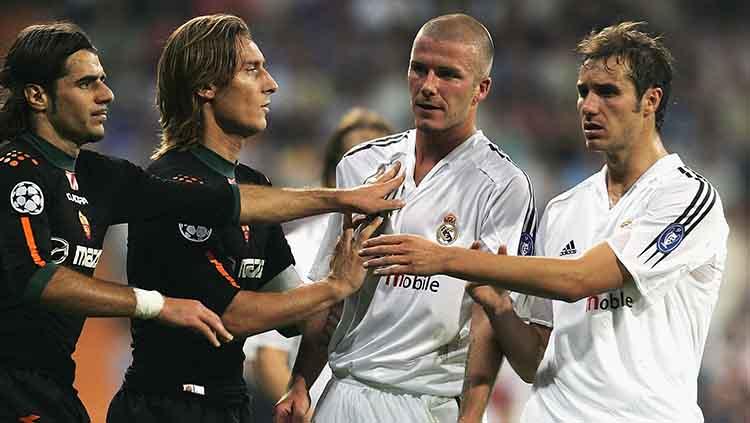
{"left": 133, "top": 288, "right": 165, "bottom": 319}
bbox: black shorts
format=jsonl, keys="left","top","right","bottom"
{"left": 0, "top": 367, "right": 90, "bottom": 423}
{"left": 107, "top": 387, "right": 252, "bottom": 423}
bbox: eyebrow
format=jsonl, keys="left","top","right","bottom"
{"left": 74, "top": 74, "right": 105, "bottom": 84}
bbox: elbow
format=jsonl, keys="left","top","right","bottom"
{"left": 558, "top": 262, "right": 594, "bottom": 303}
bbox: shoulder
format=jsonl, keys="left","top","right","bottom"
{"left": 236, "top": 163, "right": 272, "bottom": 186}
{"left": 544, "top": 172, "right": 600, "bottom": 213}
{"left": 147, "top": 149, "right": 212, "bottom": 183}
{"left": 0, "top": 139, "right": 47, "bottom": 183}
{"left": 649, "top": 161, "right": 726, "bottom": 224}
{"left": 469, "top": 137, "right": 533, "bottom": 194}
{"left": 341, "top": 131, "right": 410, "bottom": 163}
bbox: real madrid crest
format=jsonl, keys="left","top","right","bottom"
{"left": 436, "top": 213, "right": 458, "bottom": 245}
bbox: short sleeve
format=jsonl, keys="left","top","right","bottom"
{"left": 478, "top": 173, "right": 537, "bottom": 257}
{"left": 0, "top": 156, "right": 58, "bottom": 301}
{"left": 77, "top": 151, "right": 239, "bottom": 226}
{"left": 510, "top": 202, "right": 554, "bottom": 327}
{"left": 606, "top": 177, "right": 728, "bottom": 303}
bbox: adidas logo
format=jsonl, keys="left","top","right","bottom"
{"left": 560, "top": 240, "right": 577, "bottom": 256}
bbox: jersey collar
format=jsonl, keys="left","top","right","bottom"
{"left": 20, "top": 132, "right": 76, "bottom": 171}
{"left": 190, "top": 144, "right": 237, "bottom": 178}
{"left": 595, "top": 153, "right": 683, "bottom": 202}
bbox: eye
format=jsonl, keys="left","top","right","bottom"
{"left": 410, "top": 63, "right": 427, "bottom": 75}
{"left": 577, "top": 85, "right": 588, "bottom": 98}
{"left": 436, "top": 69, "right": 459, "bottom": 79}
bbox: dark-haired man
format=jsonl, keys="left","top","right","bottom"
{"left": 360, "top": 22, "right": 729, "bottom": 422}
{"left": 0, "top": 22, "right": 400, "bottom": 423}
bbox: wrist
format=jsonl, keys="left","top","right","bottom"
{"left": 485, "top": 292, "right": 513, "bottom": 317}
{"left": 132, "top": 288, "right": 164, "bottom": 319}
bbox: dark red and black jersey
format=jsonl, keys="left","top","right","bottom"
{"left": 0, "top": 133, "right": 239, "bottom": 387}
{"left": 125, "top": 145, "right": 295, "bottom": 401}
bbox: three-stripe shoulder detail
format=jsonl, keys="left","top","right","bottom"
{"left": 637, "top": 166, "right": 717, "bottom": 268}
{"left": 486, "top": 143, "right": 537, "bottom": 255}
{"left": 343, "top": 133, "right": 408, "bottom": 158}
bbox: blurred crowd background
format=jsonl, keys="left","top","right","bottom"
{"left": 1, "top": 1, "right": 747, "bottom": 422}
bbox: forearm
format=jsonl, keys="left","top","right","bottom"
{"left": 239, "top": 185, "right": 342, "bottom": 224}
{"left": 444, "top": 243, "right": 624, "bottom": 302}
{"left": 459, "top": 304, "right": 502, "bottom": 422}
{"left": 222, "top": 279, "right": 344, "bottom": 337}
{"left": 289, "top": 310, "right": 329, "bottom": 392}
{"left": 483, "top": 294, "right": 550, "bottom": 383}
{"left": 254, "top": 347, "right": 294, "bottom": 401}
{"left": 39, "top": 265, "right": 137, "bottom": 317}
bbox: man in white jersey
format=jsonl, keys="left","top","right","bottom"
{"left": 273, "top": 14, "right": 536, "bottom": 423}
{"left": 360, "top": 22, "right": 729, "bottom": 422}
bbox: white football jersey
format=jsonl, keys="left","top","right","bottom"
{"left": 519, "top": 154, "right": 729, "bottom": 422}
{"left": 310, "top": 129, "right": 536, "bottom": 397}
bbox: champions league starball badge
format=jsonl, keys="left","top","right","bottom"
{"left": 436, "top": 213, "right": 458, "bottom": 245}
{"left": 179, "top": 223, "right": 213, "bottom": 242}
{"left": 10, "top": 181, "right": 44, "bottom": 215}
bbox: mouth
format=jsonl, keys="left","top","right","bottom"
{"left": 261, "top": 103, "right": 271, "bottom": 113}
{"left": 415, "top": 102, "right": 442, "bottom": 112}
{"left": 582, "top": 121, "right": 604, "bottom": 138}
{"left": 91, "top": 109, "right": 108, "bottom": 122}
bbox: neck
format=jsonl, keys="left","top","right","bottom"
{"left": 33, "top": 119, "right": 81, "bottom": 158}
{"left": 415, "top": 120, "right": 475, "bottom": 166}
{"left": 201, "top": 115, "right": 247, "bottom": 163}
{"left": 605, "top": 130, "right": 668, "bottom": 205}
{"left": 413, "top": 122, "right": 475, "bottom": 186}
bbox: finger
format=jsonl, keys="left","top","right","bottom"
{"left": 341, "top": 212, "right": 353, "bottom": 231}
{"left": 357, "top": 216, "right": 383, "bottom": 242}
{"left": 364, "top": 255, "right": 410, "bottom": 268}
{"left": 375, "top": 197, "right": 405, "bottom": 212}
{"left": 497, "top": 244, "right": 508, "bottom": 256}
{"left": 193, "top": 320, "right": 221, "bottom": 348}
{"left": 372, "top": 264, "right": 409, "bottom": 275}
{"left": 373, "top": 161, "right": 401, "bottom": 184}
{"left": 361, "top": 234, "right": 406, "bottom": 248}
{"left": 470, "top": 241, "right": 482, "bottom": 250}
{"left": 351, "top": 214, "right": 368, "bottom": 229}
{"left": 201, "top": 308, "right": 233, "bottom": 343}
{"left": 359, "top": 244, "right": 401, "bottom": 257}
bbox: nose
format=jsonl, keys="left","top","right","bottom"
{"left": 578, "top": 93, "right": 598, "bottom": 117}
{"left": 420, "top": 70, "right": 438, "bottom": 97}
{"left": 264, "top": 69, "right": 278, "bottom": 95}
{"left": 98, "top": 81, "right": 114, "bottom": 104}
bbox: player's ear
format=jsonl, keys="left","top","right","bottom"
{"left": 642, "top": 86, "right": 662, "bottom": 117}
{"left": 196, "top": 83, "right": 217, "bottom": 100}
{"left": 24, "top": 83, "right": 49, "bottom": 112}
{"left": 472, "top": 76, "right": 491, "bottom": 106}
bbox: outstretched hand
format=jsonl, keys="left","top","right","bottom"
{"left": 340, "top": 161, "right": 405, "bottom": 215}
{"left": 157, "top": 297, "right": 233, "bottom": 347}
{"left": 359, "top": 233, "right": 450, "bottom": 276}
{"left": 328, "top": 213, "right": 384, "bottom": 297}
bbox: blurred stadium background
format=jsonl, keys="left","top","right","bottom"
{"left": 1, "top": 1, "right": 746, "bottom": 422}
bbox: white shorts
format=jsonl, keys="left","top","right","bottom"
{"left": 313, "top": 377, "right": 485, "bottom": 423}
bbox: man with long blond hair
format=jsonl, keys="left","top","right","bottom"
{"left": 106, "top": 15, "right": 396, "bottom": 423}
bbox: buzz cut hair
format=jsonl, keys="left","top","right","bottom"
{"left": 416, "top": 13, "right": 494, "bottom": 80}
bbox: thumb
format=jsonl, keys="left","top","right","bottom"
{"left": 497, "top": 244, "right": 508, "bottom": 256}
{"left": 470, "top": 240, "right": 482, "bottom": 250}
